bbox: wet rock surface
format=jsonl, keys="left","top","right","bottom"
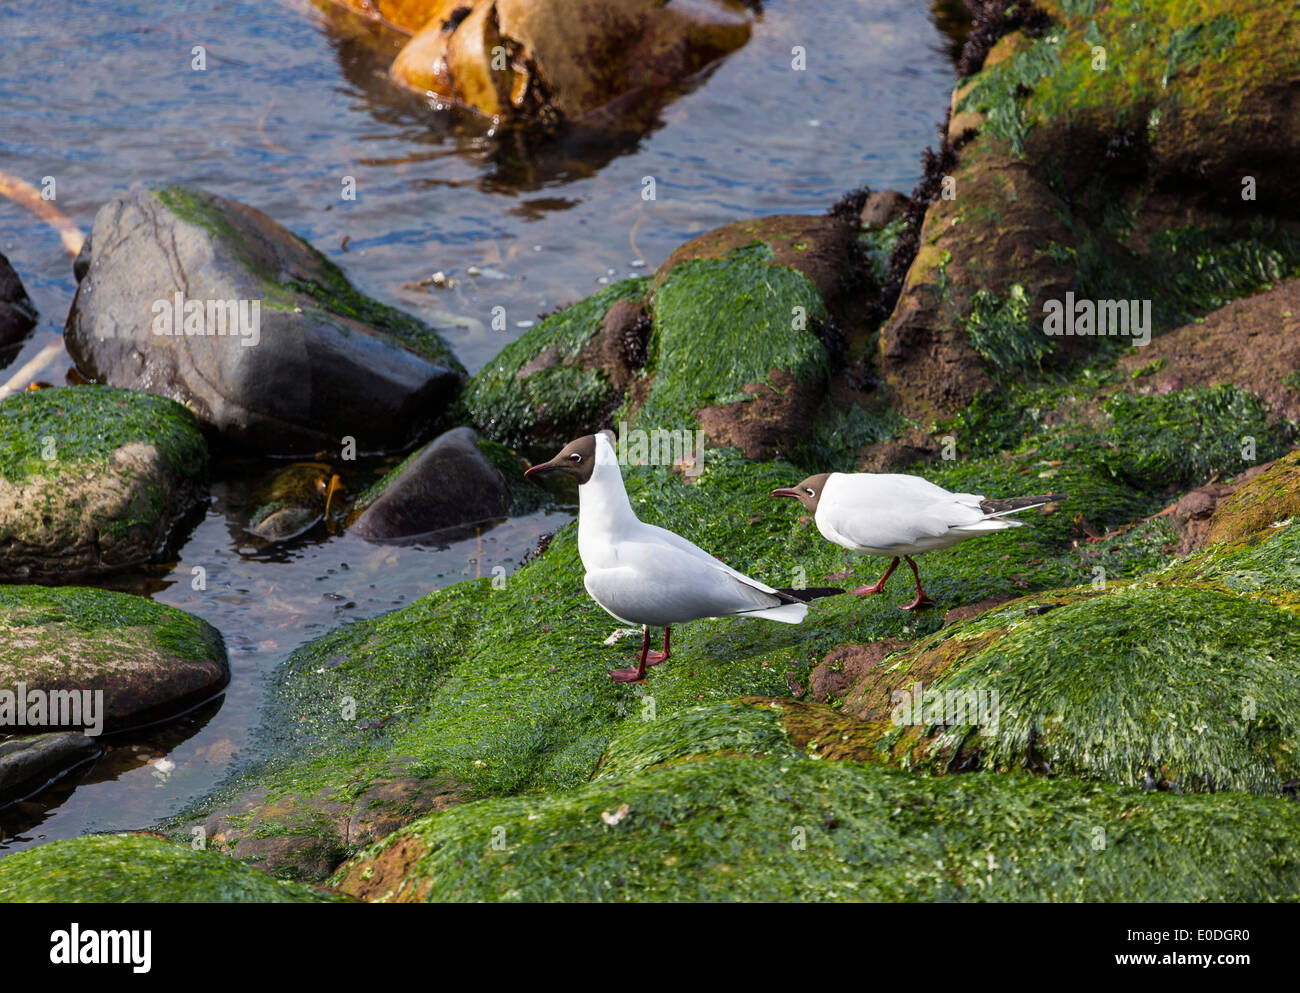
{"left": 0, "top": 251, "right": 38, "bottom": 364}
{"left": 382, "top": 0, "right": 755, "bottom": 122}
{"left": 349, "top": 427, "right": 512, "bottom": 541}
{"left": 64, "top": 186, "right": 464, "bottom": 456}
{"left": 0, "top": 732, "right": 102, "bottom": 806}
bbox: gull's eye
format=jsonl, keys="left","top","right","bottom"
{"left": 569, "top": 453, "right": 583, "bottom": 463}
{"left": 805, "top": 488, "right": 815, "bottom": 496}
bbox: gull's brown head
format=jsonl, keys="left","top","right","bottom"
{"left": 523, "top": 434, "right": 601, "bottom": 485}
{"left": 770, "top": 472, "right": 831, "bottom": 514}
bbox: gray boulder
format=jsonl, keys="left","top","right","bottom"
{"left": 349, "top": 427, "right": 511, "bottom": 541}
{"left": 65, "top": 186, "right": 464, "bottom": 456}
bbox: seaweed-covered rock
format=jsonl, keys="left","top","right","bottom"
{"left": 463, "top": 213, "right": 881, "bottom": 459}
{"left": 0, "top": 386, "right": 208, "bottom": 581}
{"left": 171, "top": 445, "right": 1176, "bottom": 881}
{"left": 245, "top": 462, "right": 337, "bottom": 542}
{"left": 880, "top": 0, "right": 1300, "bottom": 425}
{"left": 0, "top": 834, "right": 343, "bottom": 902}
{"left": 1201, "top": 449, "right": 1300, "bottom": 548}
{"left": 0, "top": 584, "right": 229, "bottom": 735}
{"left": 819, "top": 517, "right": 1300, "bottom": 795}
{"left": 65, "top": 186, "right": 464, "bottom": 456}
{"left": 331, "top": 702, "right": 1300, "bottom": 901}
{"left": 386, "top": 0, "right": 754, "bottom": 122}
{"left": 349, "top": 427, "right": 512, "bottom": 541}
{"left": 0, "top": 732, "right": 101, "bottom": 806}
{"left": 0, "top": 250, "right": 38, "bottom": 364}
{"left": 461, "top": 278, "right": 650, "bottom": 450}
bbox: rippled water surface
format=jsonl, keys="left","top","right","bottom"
{"left": 0, "top": 0, "right": 959, "bottom": 851}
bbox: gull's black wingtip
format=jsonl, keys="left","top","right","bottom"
{"left": 776, "top": 586, "right": 846, "bottom": 602}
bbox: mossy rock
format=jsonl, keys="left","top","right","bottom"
{"left": 0, "top": 834, "right": 344, "bottom": 902}
{"left": 1202, "top": 449, "right": 1300, "bottom": 547}
{"left": 463, "top": 214, "right": 877, "bottom": 460}
{"left": 64, "top": 186, "right": 463, "bottom": 456}
{"left": 332, "top": 718, "right": 1300, "bottom": 901}
{"left": 880, "top": 0, "right": 1300, "bottom": 425}
{"left": 460, "top": 278, "right": 650, "bottom": 452}
{"left": 820, "top": 517, "right": 1300, "bottom": 794}
{"left": 0, "top": 584, "right": 229, "bottom": 734}
{"left": 0, "top": 385, "right": 208, "bottom": 581}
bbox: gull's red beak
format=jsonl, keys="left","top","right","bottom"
{"left": 770, "top": 487, "right": 801, "bottom": 499}
{"left": 524, "top": 460, "right": 558, "bottom": 479}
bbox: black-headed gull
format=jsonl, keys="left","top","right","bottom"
{"left": 525, "top": 431, "right": 841, "bottom": 682}
{"left": 771, "top": 472, "right": 1064, "bottom": 610}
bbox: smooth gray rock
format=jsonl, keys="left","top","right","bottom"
{"left": 64, "top": 186, "right": 465, "bottom": 456}
{"left": 349, "top": 427, "right": 511, "bottom": 541}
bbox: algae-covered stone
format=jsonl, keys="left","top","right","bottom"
{"left": 463, "top": 213, "right": 878, "bottom": 460}
{"left": 0, "top": 731, "right": 101, "bottom": 805}
{"left": 0, "top": 834, "right": 343, "bottom": 902}
{"left": 0, "top": 584, "right": 229, "bottom": 734}
{"left": 0, "top": 385, "right": 208, "bottom": 581}
{"left": 1116, "top": 278, "right": 1300, "bottom": 423}
{"left": 332, "top": 730, "right": 1300, "bottom": 901}
{"left": 65, "top": 186, "right": 464, "bottom": 456}
{"left": 823, "top": 520, "right": 1300, "bottom": 795}
{"left": 461, "top": 278, "right": 650, "bottom": 450}
{"left": 1201, "top": 449, "right": 1300, "bottom": 548}
{"left": 880, "top": 0, "right": 1300, "bottom": 425}
{"left": 349, "top": 426, "right": 512, "bottom": 541}
{"left": 173, "top": 446, "right": 1175, "bottom": 881}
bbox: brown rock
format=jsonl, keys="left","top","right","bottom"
{"left": 809, "top": 639, "right": 908, "bottom": 704}
{"left": 1117, "top": 278, "right": 1300, "bottom": 423}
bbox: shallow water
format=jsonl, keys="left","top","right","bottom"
{"left": 0, "top": 0, "right": 959, "bottom": 851}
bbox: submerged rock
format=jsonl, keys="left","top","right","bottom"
{"left": 0, "top": 386, "right": 208, "bottom": 581}
{"left": 0, "top": 251, "right": 38, "bottom": 364}
{"left": 385, "top": 0, "right": 754, "bottom": 122}
{"left": 0, "top": 833, "right": 342, "bottom": 902}
{"left": 0, "top": 731, "right": 102, "bottom": 806}
{"left": 349, "top": 427, "right": 512, "bottom": 541}
{"left": 245, "top": 461, "right": 338, "bottom": 542}
{"left": 0, "top": 585, "right": 229, "bottom": 735}
{"left": 65, "top": 186, "right": 464, "bottom": 456}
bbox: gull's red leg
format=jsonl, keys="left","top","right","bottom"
{"left": 851, "top": 556, "right": 899, "bottom": 596}
{"left": 610, "top": 625, "right": 652, "bottom": 682}
{"left": 647, "top": 626, "right": 671, "bottom": 666}
{"left": 899, "top": 555, "right": 936, "bottom": 611}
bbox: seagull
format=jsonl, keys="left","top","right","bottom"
{"left": 771, "top": 472, "right": 1064, "bottom": 611}
{"left": 524, "top": 431, "right": 841, "bottom": 682}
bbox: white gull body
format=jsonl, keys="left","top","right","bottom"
{"left": 814, "top": 472, "right": 1028, "bottom": 556}
{"left": 577, "top": 433, "right": 806, "bottom": 627}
